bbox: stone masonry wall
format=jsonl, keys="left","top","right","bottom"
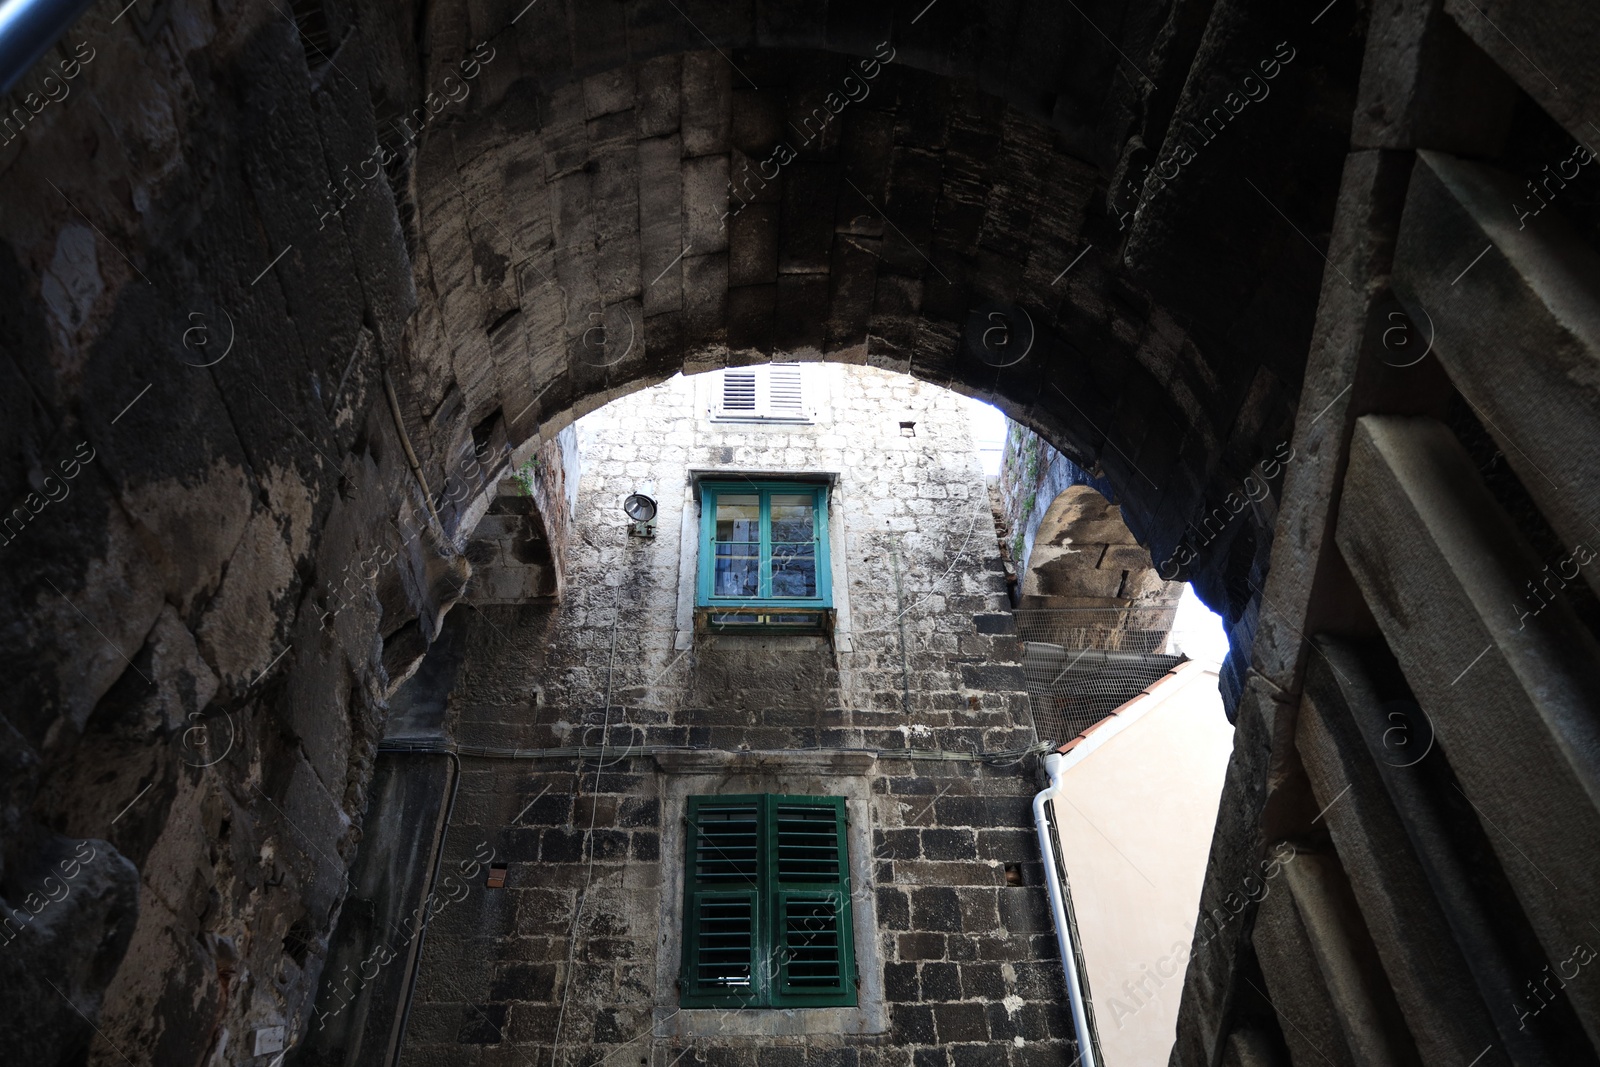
{"left": 396, "top": 364, "right": 1074, "bottom": 1067}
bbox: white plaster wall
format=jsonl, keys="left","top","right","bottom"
{"left": 1048, "top": 663, "right": 1234, "bottom": 1067}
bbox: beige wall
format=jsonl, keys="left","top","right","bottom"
{"left": 1049, "top": 662, "right": 1234, "bottom": 1067}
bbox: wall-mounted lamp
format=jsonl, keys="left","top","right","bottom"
{"left": 623, "top": 492, "right": 657, "bottom": 538}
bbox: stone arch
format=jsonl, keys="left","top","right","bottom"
{"left": 0, "top": 0, "right": 1373, "bottom": 1059}
{"left": 390, "top": 10, "right": 1362, "bottom": 665}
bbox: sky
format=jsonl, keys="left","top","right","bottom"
{"left": 1167, "top": 585, "right": 1231, "bottom": 666}
{"left": 959, "top": 394, "right": 1008, "bottom": 476}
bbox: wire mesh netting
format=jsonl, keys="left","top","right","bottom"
{"left": 1014, "top": 606, "right": 1187, "bottom": 746}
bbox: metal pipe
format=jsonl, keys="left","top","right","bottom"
{"left": 389, "top": 750, "right": 461, "bottom": 1066}
{"left": 382, "top": 366, "right": 445, "bottom": 534}
{"left": 0, "top": 0, "right": 94, "bottom": 96}
{"left": 1033, "top": 751, "right": 1099, "bottom": 1067}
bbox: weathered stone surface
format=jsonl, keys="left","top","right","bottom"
{"left": 1336, "top": 415, "right": 1600, "bottom": 1046}
{"left": 1353, "top": 0, "right": 1518, "bottom": 153}
{"left": 0, "top": 834, "right": 139, "bottom": 1066}
{"left": 7, "top": 1, "right": 1596, "bottom": 1063}
{"left": 1392, "top": 149, "right": 1600, "bottom": 602}
{"left": 1280, "top": 851, "right": 1419, "bottom": 1066}
{"left": 1296, "top": 643, "right": 1510, "bottom": 1066}
{"left": 1443, "top": 0, "right": 1600, "bottom": 153}
{"left": 1252, "top": 861, "right": 1356, "bottom": 1067}
{"left": 365, "top": 365, "right": 1047, "bottom": 1063}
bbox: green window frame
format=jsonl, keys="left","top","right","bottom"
{"left": 696, "top": 481, "right": 832, "bottom": 631}
{"left": 680, "top": 794, "right": 857, "bottom": 1009}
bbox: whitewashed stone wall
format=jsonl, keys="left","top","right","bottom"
{"left": 448, "top": 363, "right": 1026, "bottom": 744}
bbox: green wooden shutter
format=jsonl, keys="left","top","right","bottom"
{"left": 682, "top": 796, "right": 763, "bottom": 1006}
{"left": 681, "top": 795, "right": 855, "bottom": 1009}
{"left": 767, "top": 796, "right": 857, "bottom": 1007}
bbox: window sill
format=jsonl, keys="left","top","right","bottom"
{"left": 707, "top": 414, "right": 815, "bottom": 425}
{"left": 695, "top": 607, "right": 833, "bottom": 634}
{"left": 656, "top": 1004, "right": 883, "bottom": 1040}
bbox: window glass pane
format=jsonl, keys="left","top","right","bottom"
{"left": 708, "top": 611, "right": 762, "bottom": 626}
{"left": 770, "top": 494, "right": 815, "bottom": 544}
{"left": 770, "top": 544, "right": 816, "bottom": 598}
{"left": 715, "top": 495, "right": 760, "bottom": 542}
{"left": 715, "top": 544, "right": 759, "bottom": 597}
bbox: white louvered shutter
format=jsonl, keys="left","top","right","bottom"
{"left": 716, "top": 364, "right": 808, "bottom": 419}
{"left": 766, "top": 363, "right": 804, "bottom": 417}
{"left": 721, "top": 370, "right": 758, "bottom": 413}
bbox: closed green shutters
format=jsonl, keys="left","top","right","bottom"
{"left": 681, "top": 795, "right": 857, "bottom": 1008}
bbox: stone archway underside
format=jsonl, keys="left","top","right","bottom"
{"left": 0, "top": 0, "right": 1371, "bottom": 1061}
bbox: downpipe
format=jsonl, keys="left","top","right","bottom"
{"left": 390, "top": 750, "right": 461, "bottom": 1067}
{"left": 1034, "top": 750, "right": 1099, "bottom": 1067}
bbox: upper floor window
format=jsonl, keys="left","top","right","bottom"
{"left": 680, "top": 794, "right": 857, "bottom": 1008}
{"left": 711, "top": 363, "right": 812, "bottom": 422}
{"left": 696, "top": 481, "right": 832, "bottom": 631}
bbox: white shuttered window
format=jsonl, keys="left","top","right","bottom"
{"left": 714, "top": 363, "right": 811, "bottom": 421}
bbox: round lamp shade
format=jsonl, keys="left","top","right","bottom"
{"left": 622, "top": 493, "right": 657, "bottom": 523}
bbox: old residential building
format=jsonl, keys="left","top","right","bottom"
{"left": 301, "top": 364, "right": 1086, "bottom": 1066}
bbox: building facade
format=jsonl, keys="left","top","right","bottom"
{"left": 301, "top": 364, "right": 1090, "bottom": 1067}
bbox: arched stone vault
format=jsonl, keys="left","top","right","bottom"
{"left": 0, "top": 0, "right": 1373, "bottom": 1060}
{"left": 390, "top": 0, "right": 1366, "bottom": 636}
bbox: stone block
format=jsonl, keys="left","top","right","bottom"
{"left": 972, "top": 613, "right": 1015, "bottom": 635}
{"left": 911, "top": 887, "right": 962, "bottom": 932}
{"left": 681, "top": 52, "right": 731, "bottom": 157}
{"left": 876, "top": 887, "right": 910, "bottom": 929}
{"left": 456, "top": 1002, "right": 509, "bottom": 1044}
{"left": 998, "top": 886, "right": 1051, "bottom": 936}
{"left": 1281, "top": 850, "right": 1420, "bottom": 1066}
{"left": 919, "top": 828, "right": 975, "bottom": 860}
{"left": 1444, "top": 0, "right": 1600, "bottom": 148}
{"left": 876, "top": 828, "right": 921, "bottom": 860}
{"left": 932, "top": 1002, "right": 988, "bottom": 1042}
{"left": 1253, "top": 881, "right": 1356, "bottom": 1067}
{"left": 1009, "top": 960, "right": 1066, "bottom": 1002}
{"left": 1353, "top": 0, "right": 1517, "bottom": 152}
{"left": 1393, "top": 151, "right": 1600, "bottom": 601}
{"left": 884, "top": 961, "right": 919, "bottom": 1002}
{"left": 489, "top": 962, "right": 558, "bottom": 1003}
{"left": 635, "top": 54, "right": 682, "bottom": 138}
{"left": 897, "top": 932, "right": 946, "bottom": 961}
{"left": 1297, "top": 639, "right": 1512, "bottom": 1065}
{"left": 625, "top": 829, "right": 657, "bottom": 860}
{"left": 1337, "top": 415, "right": 1600, "bottom": 1043}
{"left": 919, "top": 961, "right": 961, "bottom": 1001}
{"left": 891, "top": 1004, "right": 937, "bottom": 1043}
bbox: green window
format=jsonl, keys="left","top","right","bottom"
{"left": 680, "top": 794, "right": 857, "bottom": 1008}
{"left": 696, "top": 481, "right": 832, "bottom": 630}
